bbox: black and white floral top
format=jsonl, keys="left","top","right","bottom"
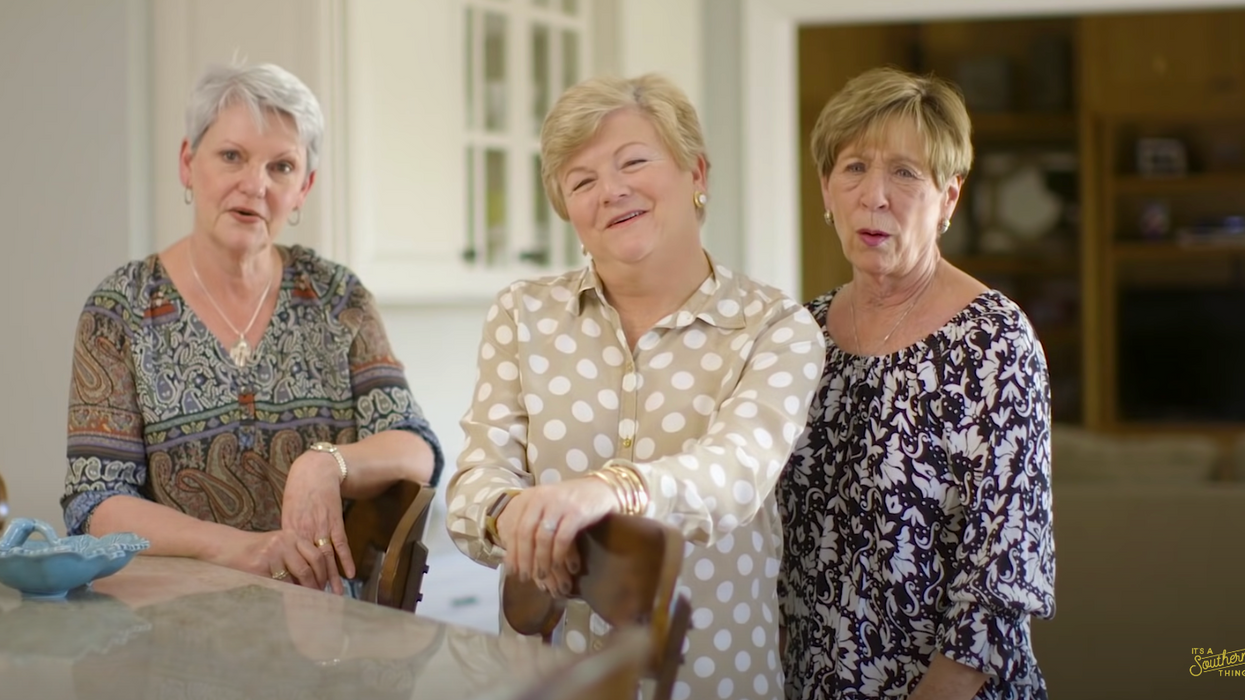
{"left": 778, "top": 288, "right": 1055, "bottom": 700}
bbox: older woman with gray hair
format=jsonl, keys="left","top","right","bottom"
{"left": 62, "top": 63, "right": 443, "bottom": 593}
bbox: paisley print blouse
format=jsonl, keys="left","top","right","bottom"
{"left": 62, "top": 245, "right": 443, "bottom": 535}
{"left": 778, "top": 289, "right": 1055, "bottom": 700}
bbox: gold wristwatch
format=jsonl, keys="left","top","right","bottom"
{"left": 484, "top": 489, "right": 521, "bottom": 546}
{"left": 309, "top": 442, "right": 348, "bottom": 483}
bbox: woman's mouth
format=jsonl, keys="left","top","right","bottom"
{"left": 858, "top": 229, "right": 890, "bottom": 247}
{"left": 607, "top": 210, "right": 647, "bottom": 228}
{"left": 229, "top": 208, "right": 265, "bottom": 223}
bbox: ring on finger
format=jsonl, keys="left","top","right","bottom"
{"left": 540, "top": 520, "right": 558, "bottom": 533}
{"left": 271, "top": 569, "right": 289, "bottom": 581}
{"left": 315, "top": 537, "right": 331, "bottom": 548}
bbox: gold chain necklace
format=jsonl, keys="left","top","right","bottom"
{"left": 849, "top": 279, "right": 931, "bottom": 357}
{"left": 188, "top": 241, "right": 274, "bottom": 368}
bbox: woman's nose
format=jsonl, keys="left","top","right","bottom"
{"left": 859, "top": 169, "right": 888, "bottom": 209}
{"left": 599, "top": 171, "right": 631, "bottom": 203}
{"left": 238, "top": 166, "right": 269, "bottom": 198}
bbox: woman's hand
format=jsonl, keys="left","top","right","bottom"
{"left": 495, "top": 477, "right": 618, "bottom": 596}
{"left": 282, "top": 449, "right": 355, "bottom": 594}
{"left": 213, "top": 528, "right": 331, "bottom": 591}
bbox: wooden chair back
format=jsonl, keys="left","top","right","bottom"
{"left": 501, "top": 514, "right": 691, "bottom": 700}
{"left": 0, "top": 473, "right": 8, "bottom": 532}
{"left": 343, "top": 481, "right": 435, "bottom": 612}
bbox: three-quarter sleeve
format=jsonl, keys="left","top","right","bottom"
{"left": 62, "top": 302, "right": 149, "bottom": 535}
{"left": 936, "top": 318, "right": 1056, "bottom": 682}
{"left": 622, "top": 300, "right": 825, "bottom": 546}
{"left": 446, "top": 288, "right": 532, "bottom": 567}
{"left": 345, "top": 283, "right": 445, "bottom": 486}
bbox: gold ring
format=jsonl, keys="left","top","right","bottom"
{"left": 315, "top": 537, "right": 331, "bottom": 548}
{"left": 271, "top": 570, "right": 289, "bottom": 581}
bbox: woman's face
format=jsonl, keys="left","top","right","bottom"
{"left": 179, "top": 102, "right": 315, "bottom": 254}
{"left": 560, "top": 108, "right": 705, "bottom": 267}
{"left": 822, "top": 118, "right": 960, "bottom": 280}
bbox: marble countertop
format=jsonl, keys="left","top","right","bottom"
{"left": 0, "top": 556, "right": 574, "bottom": 700}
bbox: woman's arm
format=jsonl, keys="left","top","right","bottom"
{"left": 929, "top": 314, "right": 1056, "bottom": 691}
{"left": 907, "top": 655, "right": 988, "bottom": 700}
{"left": 617, "top": 298, "right": 826, "bottom": 545}
{"left": 445, "top": 286, "right": 535, "bottom": 568}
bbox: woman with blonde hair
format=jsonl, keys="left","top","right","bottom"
{"left": 447, "top": 73, "right": 825, "bottom": 699}
{"left": 779, "top": 66, "right": 1055, "bottom": 699}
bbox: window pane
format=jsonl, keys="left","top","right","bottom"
{"left": 465, "top": 147, "right": 477, "bottom": 263}
{"left": 464, "top": 8, "right": 475, "bottom": 129}
{"left": 533, "top": 154, "right": 551, "bottom": 266}
{"left": 562, "top": 0, "right": 577, "bottom": 16}
{"left": 485, "top": 149, "right": 508, "bottom": 265}
{"left": 561, "top": 30, "right": 579, "bottom": 90}
{"left": 532, "top": 24, "right": 550, "bottom": 135}
{"left": 484, "top": 13, "right": 507, "bottom": 132}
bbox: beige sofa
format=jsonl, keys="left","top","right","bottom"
{"left": 1030, "top": 427, "right": 1245, "bottom": 699}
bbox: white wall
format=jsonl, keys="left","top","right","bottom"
{"left": 0, "top": 0, "right": 149, "bottom": 532}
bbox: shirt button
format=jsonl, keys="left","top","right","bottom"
{"left": 591, "top": 638, "right": 604, "bottom": 651}
{"left": 621, "top": 438, "right": 633, "bottom": 448}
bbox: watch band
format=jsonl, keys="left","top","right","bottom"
{"left": 484, "top": 489, "right": 522, "bottom": 546}
{"left": 309, "top": 441, "right": 348, "bottom": 483}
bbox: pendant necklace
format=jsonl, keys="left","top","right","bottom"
{"left": 188, "top": 241, "right": 274, "bottom": 368}
{"left": 850, "top": 276, "right": 932, "bottom": 357}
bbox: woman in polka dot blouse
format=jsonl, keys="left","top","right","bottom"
{"left": 778, "top": 67, "right": 1055, "bottom": 699}
{"left": 446, "top": 73, "right": 825, "bottom": 700}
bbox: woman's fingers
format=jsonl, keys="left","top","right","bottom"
{"left": 531, "top": 512, "right": 560, "bottom": 589}
{"left": 330, "top": 518, "right": 356, "bottom": 580}
{"left": 293, "top": 537, "right": 328, "bottom": 590}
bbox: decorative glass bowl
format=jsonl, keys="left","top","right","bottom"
{"left": 0, "top": 518, "right": 149, "bottom": 598}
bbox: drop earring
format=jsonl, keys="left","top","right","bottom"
{"left": 184, "top": 188, "right": 194, "bottom": 205}
{"left": 823, "top": 211, "right": 833, "bottom": 227}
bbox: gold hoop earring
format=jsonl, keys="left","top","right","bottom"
{"left": 184, "top": 188, "right": 193, "bottom": 205}
{"left": 289, "top": 209, "right": 301, "bottom": 227}
{"left": 694, "top": 192, "right": 708, "bottom": 209}
{"left": 823, "top": 211, "right": 833, "bottom": 227}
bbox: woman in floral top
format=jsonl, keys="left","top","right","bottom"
{"left": 62, "top": 63, "right": 442, "bottom": 594}
{"left": 778, "top": 67, "right": 1055, "bottom": 699}
{"left": 447, "top": 74, "right": 824, "bottom": 700}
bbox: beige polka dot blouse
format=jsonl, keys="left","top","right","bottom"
{"left": 446, "top": 258, "right": 825, "bottom": 700}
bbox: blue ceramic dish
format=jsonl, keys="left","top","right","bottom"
{"left": 0, "top": 518, "right": 149, "bottom": 598}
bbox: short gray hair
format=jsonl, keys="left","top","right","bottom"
{"left": 185, "top": 63, "right": 325, "bottom": 175}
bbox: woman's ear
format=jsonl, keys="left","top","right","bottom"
{"left": 942, "top": 174, "right": 964, "bottom": 220}
{"left": 178, "top": 139, "right": 194, "bottom": 189}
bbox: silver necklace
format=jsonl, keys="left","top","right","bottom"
{"left": 188, "top": 242, "right": 274, "bottom": 368}
{"left": 849, "top": 279, "right": 930, "bottom": 357}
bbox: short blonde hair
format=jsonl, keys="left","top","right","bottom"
{"left": 810, "top": 67, "right": 972, "bottom": 189}
{"left": 540, "top": 74, "right": 709, "bottom": 221}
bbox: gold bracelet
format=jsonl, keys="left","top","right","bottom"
{"left": 591, "top": 463, "right": 650, "bottom": 516}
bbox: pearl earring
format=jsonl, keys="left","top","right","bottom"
{"left": 694, "top": 192, "right": 708, "bottom": 208}
{"left": 939, "top": 218, "right": 951, "bottom": 234}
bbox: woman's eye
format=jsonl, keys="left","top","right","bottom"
{"left": 273, "top": 162, "right": 294, "bottom": 175}
{"left": 572, "top": 178, "right": 593, "bottom": 192}
{"left": 221, "top": 150, "right": 240, "bottom": 163}
{"left": 623, "top": 159, "right": 646, "bottom": 168}
{"left": 844, "top": 162, "right": 864, "bottom": 173}
{"left": 897, "top": 167, "right": 917, "bottom": 178}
